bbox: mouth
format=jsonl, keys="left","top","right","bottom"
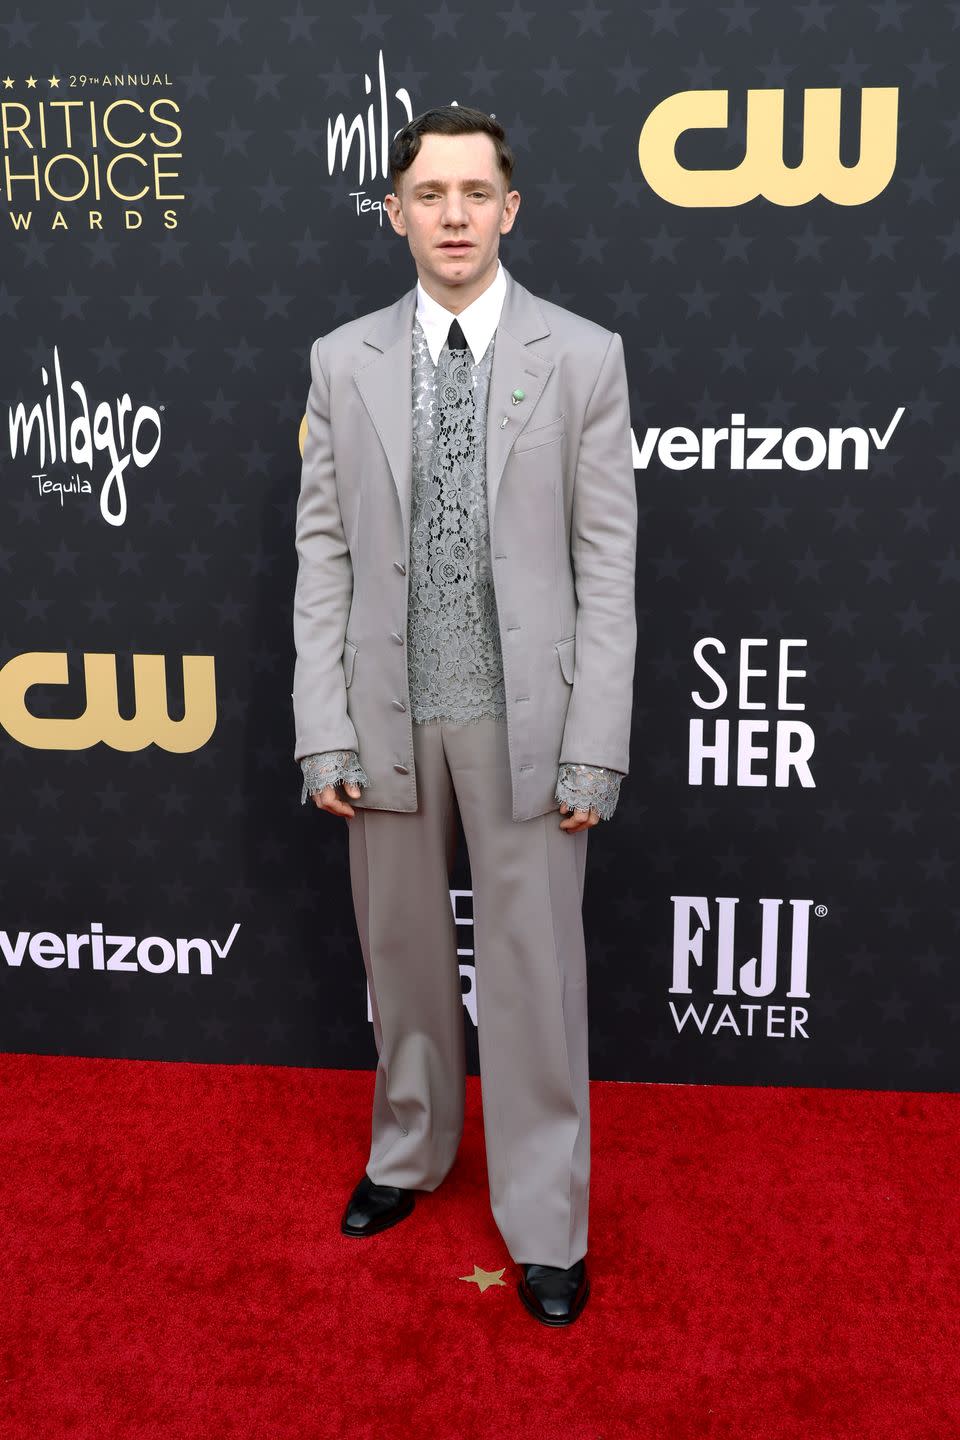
{"left": 438, "top": 242, "right": 474, "bottom": 253}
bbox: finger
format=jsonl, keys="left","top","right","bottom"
{"left": 559, "top": 806, "right": 588, "bottom": 831}
{"left": 312, "top": 784, "right": 356, "bottom": 818}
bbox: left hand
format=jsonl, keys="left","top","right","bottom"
{"left": 558, "top": 801, "right": 601, "bottom": 832}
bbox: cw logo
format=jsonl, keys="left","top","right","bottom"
{"left": 638, "top": 88, "right": 898, "bottom": 206}
{"left": 0, "top": 652, "right": 216, "bottom": 752}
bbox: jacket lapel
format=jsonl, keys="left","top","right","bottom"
{"left": 352, "top": 264, "right": 555, "bottom": 547}
{"left": 485, "top": 271, "right": 554, "bottom": 534}
{"left": 353, "top": 284, "right": 416, "bottom": 543}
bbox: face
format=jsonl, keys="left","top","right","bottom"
{"left": 384, "top": 131, "right": 520, "bottom": 308}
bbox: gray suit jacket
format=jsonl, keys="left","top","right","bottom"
{"left": 292, "top": 264, "right": 638, "bottom": 822}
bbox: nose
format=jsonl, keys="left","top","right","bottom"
{"left": 441, "top": 192, "right": 468, "bottom": 226}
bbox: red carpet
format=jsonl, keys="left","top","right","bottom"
{"left": 1, "top": 1054, "right": 958, "bottom": 1439}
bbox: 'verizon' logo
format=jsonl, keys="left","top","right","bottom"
{"left": 632, "top": 409, "right": 904, "bottom": 472}
{"left": 2, "top": 922, "right": 240, "bottom": 976}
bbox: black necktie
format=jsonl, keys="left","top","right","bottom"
{"left": 446, "top": 317, "right": 468, "bottom": 351}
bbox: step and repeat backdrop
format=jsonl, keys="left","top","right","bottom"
{"left": 2, "top": 2, "right": 957, "bottom": 1090}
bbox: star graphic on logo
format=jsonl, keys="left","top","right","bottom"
{"left": 459, "top": 1265, "right": 507, "bottom": 1293}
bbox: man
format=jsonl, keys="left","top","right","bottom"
{"left": 292, "top": 105, "right": 637, "bottom": 1325}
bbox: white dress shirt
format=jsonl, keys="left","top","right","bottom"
{"left": 415, "top": 258, "right": 507, "bottom": 366}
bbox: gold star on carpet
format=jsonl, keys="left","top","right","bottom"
{"left": 459, "top": 1264, "right": 507, "bottom": 1293}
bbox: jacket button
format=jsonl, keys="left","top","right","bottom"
{"left": 393, "top": 561, "right": 406, "bottom": 574}
{"left": 390, "top": 631, "right": 404, "bottom": 645}
{"left": 393, "top": 764, "right": 409, "bottom": 774}
{"left": 392, "top": 700, "right": 406, "bottom": 711}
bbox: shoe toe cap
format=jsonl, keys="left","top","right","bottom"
{"left": 519, "top": 1261, "right": 589, "bottom": 1324}
{"left": 341, "top": 1175, "right": 415, "bottom": 1234}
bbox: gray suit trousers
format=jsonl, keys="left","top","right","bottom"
{"left": 346, "top": 713, "right": 591, "bottom": 1269}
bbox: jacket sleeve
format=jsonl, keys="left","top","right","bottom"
{"left": 558, "top": 331, "right": 638, "bottom": 774}
{"left": 292, "top": 337, "right": 360, "bottom": 762}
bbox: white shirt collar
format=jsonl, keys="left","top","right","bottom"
{"left": 415, "top": 258, "right": 507, "bottom": 366}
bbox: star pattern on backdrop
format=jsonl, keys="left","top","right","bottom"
{"left": 0, "top": 2, "right": 956, "bottom": 1093}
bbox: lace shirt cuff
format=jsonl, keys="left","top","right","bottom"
{"left": 555, "top": 762, "right": 624, "bottom": 821}
{"left": 300, "top": 754, "right": 621, "bottom": 818}
{"left": 300, "top": 750, "right": 371, "bottom": 806}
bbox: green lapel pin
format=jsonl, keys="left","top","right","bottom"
{"left": 511, "top": 387, "right": 525, "bottom": 405}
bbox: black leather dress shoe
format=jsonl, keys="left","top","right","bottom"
{"left": 517, "top": 1258, "right": 590, "bottom": 1325}
{"left": 340, "top": 1172, "right": 416, "bottom": 1237}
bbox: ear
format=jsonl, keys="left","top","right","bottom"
{"left": 500, "top": 190, "right": 520, "bottom": 235}
{"left": 384, "top": 194, "right": 406, "bottom": 235}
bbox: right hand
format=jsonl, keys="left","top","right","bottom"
{"left": 311, "top": 781, "right": 363, "bottom": 819}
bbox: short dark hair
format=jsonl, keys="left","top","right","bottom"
{"left": 389, "top": 105, "right": 514, "bottom": 194}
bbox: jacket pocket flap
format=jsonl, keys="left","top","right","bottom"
{"left": 513, "top": 412, "right": 566, "bottom": 454}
